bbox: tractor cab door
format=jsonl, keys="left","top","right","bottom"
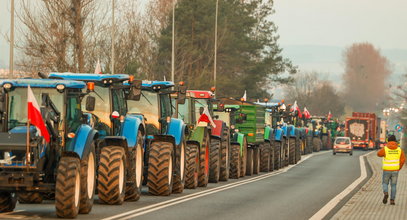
{"left": 159, "top": 93, "right": 172, "bottom": 133}
{"left": 111, "top": 89, "right": 127, "bottom": 135}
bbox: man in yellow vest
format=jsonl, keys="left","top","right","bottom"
{"left": 377, "top": 135, "right": 405, "bottom": 205}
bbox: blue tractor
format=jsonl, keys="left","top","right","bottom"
{"left": 48, "top": 73, "right": 145, "bottom": 204}
{"left": 0, "top": 79, "right": 98, "bottom": 218}
{"left": 126, "top": 80, "right": 187, "bottom": 196}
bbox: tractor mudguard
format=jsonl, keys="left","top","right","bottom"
{"left": 101, "top": 136, "right": 129, "bottom": 149}
{"left": 287, "top": 125, "right": 296, "bottom": 138}
{"left": 186, "top": 140, "right": 200, "bottom": 147}
{"left": 167, "top": 118, "right": 186, "bottom": 146}
{"left": 66, "top": 124, "right": 98, "bottom": 159}
{"left": 210, "top": 120, "right": 224, "bottom": 139}
{"left": 274, "top": 128, "right": 283, "bottom": 141}
{"left": 120, "top": 115, "right": 144, "bottom": 148}
{"left": 151, "top": 135, "right": 176, "bottom": 149}
{"left": 189, "top": 126, "right": 207, "bottom": 146}
{"left": 281, "top": 125, "right": 288, "bottom": 138}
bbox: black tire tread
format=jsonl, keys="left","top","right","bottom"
{"left": 185, "top": 143, "right": 199, "bottom": 189}
{"left": 147, "top": 142, "right": 173, "bottom": 196}
{"left": 229, "top": 144, "right": 240, "bottom": 179}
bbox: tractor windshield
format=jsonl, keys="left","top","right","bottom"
{"left": 194, "top": 99, "right": 210, "bottom": 121}
{"left": 177, "top": 98, "right": 191, "bottom": 124}
{"left": 82, "top": 85, "right": 111, "bottom": 130}
{"left": 7, "top": 88, "right": 64, "bottom": 131}
{"left": 127, "top": 90, "right": 160, "bottom": 131}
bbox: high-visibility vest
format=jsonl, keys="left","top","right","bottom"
{"left": 383, "top": 146, "right": 402, "bottom": 171}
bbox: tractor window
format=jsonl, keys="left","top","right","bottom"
{"left": 177, "top": 98, "right": 190, "bottom": 124}
{"left": 160, "top": 94, "right": 172, "bottom": 118}
{"left": 194, "top": 99, "right": 208, "bottom": 121}
{"left": 127, "top": 90, "right": 160, "bottom": 132}
{"left": 66, "top": 95, "right": 82, "bottom": 134}
{"left": 82, "top": 86, "right": 111, "bottom": 129}
{"left": 7, "top": 88, "right": 64, "bottom": 131}
{"left": 112, "top": 89, "right": 127, "bottom": 116}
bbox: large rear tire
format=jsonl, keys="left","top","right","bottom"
{"left": 229, "top": 144, "right": 240, "bottom": 179}
{"left": 274, "top": 141, "right": 281, "bottom": 170}
{"left": 306, "top": 136, "right": 313, "bottom": 154}
{"left": 198, "top": 135, "right": 210, "bottom": 187}
{"left": 172, "top": 141, "right": 186, "bottom": 193}
{"left": 269, "top": 142, "right": 275, "bottom": 171}
{"left": 0, "top": 192, "right": 16, "bottom": 213}
{"left": 295, "top": 139, "right": 301, "bottom": 163}
{"left": 55, "top": 157, "right": 81, "bottom": 218}
{"left": 240, "top": 139, "right": 248, "bottom": 177}
{"left": 17, "top": 192, "right": 43, "bottom": 204}
{"left": 125, "top": 133, "right": 144, "bottom": 201}
{"left": 98, "top": 147, "right": 126, "bottom": 204}
{"left": 246, "top": 148, "right": 254, "bottom": 176}
{"left": 147, "top": 142, "right": 173, "bottom": 196}
{"left": 79, "top": 143, "right": 96, "bottom": 213}
{"left": 313, "top": 138, "right": 321, "bottom": 152}
{"left": 289, "top": 138, "right": 296, "bottom": 165}
{"left": 253, "top": 147, "right": 260, "bottom": 174}
{"left": 219, "top": 127, "right": 230, "bottom": 181}
{"left": 209, "top": 139, "right": 221, "bottom": 183}
{"left": 260, "top": 143, "right": 270, "bottom": 172}
{"left": 185, "top": 143, "right": 199, "bottom": 189}
{"left": 322, "top": 135, "right": 328, "bottom": 150}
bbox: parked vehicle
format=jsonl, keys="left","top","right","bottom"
{"left": 333, "top": 137, "right": 353, "bottom": 155}
{"left": 48, "top": 73, "right": 146, "bottom": 202}
{"left": 0, "top": 79, "right": 98, "bottom": 218}
{"left": 345, "top": 112, "right": 380, "bottom": 150}
{"left": 126, "top": 80, "right": 187, "bottom": 195}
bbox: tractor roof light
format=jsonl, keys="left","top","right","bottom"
{"left": 87, "top": 82, "right": 95, "bottom": 91}
{"left": 56, "top": 84, "right": 65, "bottom": 93}
{"left": 3, "top": 83, "right": 12, "bottom": 90}
{"left": 179, "top": 81, "right": 185, "bottom": 86}
{"left": 210, "top": 87, "right": 216, "bottom": 92}
{"left": 129, "top": 75, "right": 134, "bottom": 82}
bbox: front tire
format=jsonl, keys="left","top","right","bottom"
{"left": 172, "top": 141, "right": 186, "bottom": 193}
{"left": 0, "top": 192, "right": 16, "bottom": 213}
{"left": 219, "top": 127, "right": 230, "bottom": 181}
{"left": 240, "top": 139, "right": 248, "bottom": 177}
{"left": 289, "top": 138, "right": 296, "bottom": 165}
{"left": 229, "top": 144, "right": 241, "bottom": 179}
{"left": 147, "top": 141, "right": 174, "bottom": 196}
{"left": 253, "top": 147, "right": 260, "bottom": 174}
{"left": 260, "top": 143, "right": 271, "bottom": 172}
{"left": 198, "top": 135, "right": 210, "bottom": 187}
{"left": 185, "top": 143, "right": 199, "bottom": 189}
{"left": 98, "top": 147, "right": 126, "bottom": 204}
{"left": 209, "top": 139, "right": 221, "bottom": 183}
{"left": 17, "top": 192, "right": 43, "bottom": 204}
{"left": 79, "top": 143, "right": 96, "bottom": 213}
{"left": 246, "top": 148, "right": 254, "bottom": 176}
{"left": 125, "top": 133, "right": 144, "bottom": 201}
{"left": 55, "top": 157, "right": 81, "bottom": 218}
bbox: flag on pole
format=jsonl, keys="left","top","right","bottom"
{"left": 94, "top": 59, "right": 102, "bottom": 74}
{"left": 197, "top": 106, "right": 216, "bottom": 128}
{"left": 290, "top": 101, "right": 302, "bottom": 118}
{"left": 303, "top": 107, "right": 311, "bottom": 119}
{"left": 327, "top": 111, "right": 332, "bottom": 121}
{"left": 241, "top": 90, "right": 247, "bottom": 101}
{"left": 27, "top": 85, "right": 50, "bottom": 143}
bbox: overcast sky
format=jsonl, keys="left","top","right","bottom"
{"left": 0, "top": 0, "right": 406, "bottom": 73}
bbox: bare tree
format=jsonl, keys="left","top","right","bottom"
{"left": 342, "top": 43, "right": 392, "bottom": 112}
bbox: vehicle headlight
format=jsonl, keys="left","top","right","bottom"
{"left": 3, "top": 83, "right": 12, "bottom": 90}
{"left": 230, "top": 125, "right": 235, "bottom": 130}
{"left": 56, "top": 84, "right": 65, "bottom": 91}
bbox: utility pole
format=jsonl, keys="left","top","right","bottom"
{"left": 213, "top": 0, "right": 219, "bottom": 90}
{"left": 171, "top": 0, "right": 176, "bottom": 83}
{"left": 111, "top": 0, "right": 115, "bottom": 74}
{"left": 9, "top": 0, "right": 15, "bottom": 78}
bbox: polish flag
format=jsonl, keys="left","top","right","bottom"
{"left": 327, "top": 111, "right": 332, "bottom": 121}
{"left": 27, "top": 85, "right": 50, "bottom": 143}
{"left": 303, "top": 107, "right": 311, "bottom": 119}
{"left": 290, "top": 101, "right": 302, "bottom": 118}
{"left": 94, "top": 59, "right": 102, "bottom": 74}
{"left": 241, "top": 90, "right": 247, "bottom": 101}
{"left": 197, "top": 106, "right": 216, "bottom": 128}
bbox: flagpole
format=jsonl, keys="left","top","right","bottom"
{"left": 213, "top": 0, "right": 219, "bottom": 92}
{"left": 9, "top": 0, "right": 15, "bottom": 78}
{"left": 171, "top": 0, "right": 176, "bottom": 83}
{"left": 111, "top": 0, "right": 115, "bottom": 75}
{"left": 26, "top": 120, "right": 30, "bottom": 166}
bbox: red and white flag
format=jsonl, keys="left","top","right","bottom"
{"left": 197, "top": 106, "right": 216, "bottom": 128}
{"left": 94, "top": 59, "right": 102, "bottom": 74}
{"left": 303, "top": 107, "right": 311, "bottom": 119}
{"left": 27, "top": 85, "right": 50, "bottom": 143}
{"left": 327, "top": 111, "right": 332, "bottom": 121}
{"left": 290, "top": 101, "right": 302, "bottom": 118}
{"left": 241, "top": 90, "right": 247, "bottom": 102}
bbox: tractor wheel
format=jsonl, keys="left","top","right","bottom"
{"left": 289, "top": 138, "right": 296, "bottom": 165}
{"left": 17, "top": 192, "right": 43, "bottom": 204}
{"left": 240, "top": 140, "right": 248, "bottom": 177}
{"left": 55, "top": 157, "right": 81, "bottom": 218}
{"left": 269, "top": 142, "right": 275, "bottom": 171}
{"left": 253, "top": 147, "right": 260, "bottom": 174}
{"left": 260, "top": 143, "right": 270, "bottom": 172}
{"left": 0, "top": 192, "right": 16, "bottom": 213}
{"left": 229, "top": 144, "right": 241, "bottom": 179}
{"left": 283, "top": 139, "right": 289, "bottom": 167}
{"left": 322, "top": 136, "right": 328, "bottom": 150}
{"left": 246, "top": 148, "right": 254, "bottom": 176}
{"left": 209, "top": 139, "right": 221, "bottom": 183}
{"left": 219, "top": 127, "right": 230, "bottom": 181}
{"left": 172, "top": 141, "right": 186, "bottom": 193}
{"left": 147, "top": 141, "right": 173, "bottom": 196}
{"left": 185, "top": 143, "right": 199, "bottom": 189}
{"left": 313, "top": 138, "right": 322, "bottom": 152}
{"left": 274, "top": 141, "right": 281, "bottom": 170}
{"left": 125, "top": 133, "right": 144, "bottom": 201}
{"left": 98, "top": 146, "right": 126, "bottom": 204}
{"left": 79, "top": 143, "right": 96, "bottom": 214}
{"left": 296, "top": 139, "right": 301, "bottom": 163}
{"left": 198, "top": 135, "right": 210, "bottom": 187}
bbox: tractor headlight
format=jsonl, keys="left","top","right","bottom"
{"left": 56, "top": 84, "right": 65, "bottom": 92}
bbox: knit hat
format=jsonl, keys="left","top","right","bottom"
{"left": 388, "top": 135, "right": 397, "bottom": 142}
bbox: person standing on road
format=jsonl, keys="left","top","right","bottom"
{"left": 377, "top": 135, "right": 405, "bottom": 205}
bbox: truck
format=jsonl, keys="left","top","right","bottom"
{"left": 0, "top": 79, "right": 98, "bottom": 218}
{"left": 345, "top": 112, "right": 380, "bottom": 150}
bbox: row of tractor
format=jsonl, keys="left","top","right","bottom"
{"left": 0, "top": 73, "right": 331, "bottom": 218}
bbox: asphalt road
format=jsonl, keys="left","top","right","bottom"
{"left": 0, "top": 150, "right": 370, "bottom": 220}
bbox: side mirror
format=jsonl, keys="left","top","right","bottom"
{"left": 86, "top": 96, "right": 96, "bottom": 111}
{"left": 128, "top": 80, "right": 142, "bottom": 101}
{"left": 177, "top": 85, "right": 187, "bottom": 105}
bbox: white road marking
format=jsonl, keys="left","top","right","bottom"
{"left": 309, "top": 151, "right": 373, "bottom": 220}
{"left": 104, "top": 151, "right": 328, "bottom": 220}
